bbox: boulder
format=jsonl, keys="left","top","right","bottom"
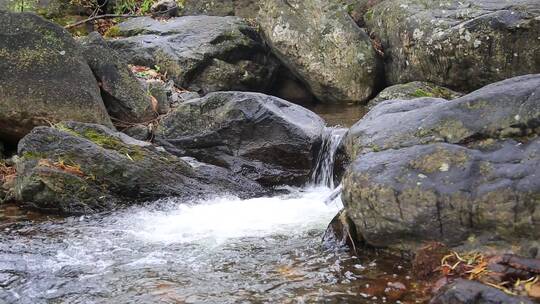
{"left": 365, "top": 0, "right": 540, "bottom": 92}
{"left": 368, "top": 81, "right": 463, "bottom": 109}
{"left": 258, "top": 0, "right": 380, "bottom": 103}
{"left": 0, "top": 11, "right": 113, "bottom": 144}
{"left": 342, "top": 139, "right": 540, "bottom": 251}
{"left": 108, "top": 16, "right": 278, "bottom": 95}
{"left": 342, "top": 75, "right": 540, "bottom": 251}
{"left": 180, "top": 0, "right": 259, "bottom": 18}
{"left": 155, "top": 91, "right": 326, "bottom": 186}
{"left": 80, "top": 32, "right": 156, "bottom": 124}
{"left": 15, "top": 121, "right": 264, "bottom": 214}
{"left": 430, "top": 279, "right": 534, "bottom": 304}
{"left": 346, "top": 74, "right": 540, "bottom": 160}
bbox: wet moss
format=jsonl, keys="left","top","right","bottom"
{"left": 54, "top": 124, "right": 146, "bottom": 161}
{"left": 154, "top": 50, "right": 183, "bottom": 79}
{"left": 81, "top": 129, "right": 146, "bottom": 161}
{"left": 104, "top": 25, "right": 121, "bottom": 38}
{"left": 0, "top": 47, "right": 58, "bottom": 69}
{"left": 54, "top": 123, "right": 80, "bottom": 136}
{"left": 411, "top": 88, "right": 433, "bottom": 98}
{"left": 410, "top": 147, "right": 469, "bottom": 174}
{"left": 365, "top": 9, "right": 374, "bottom": 21}
{"left": 434, "top": 120, "right": 470, "bottom": 141}
{"left": 21, "top": 151, "right": 47, "bottom": 160}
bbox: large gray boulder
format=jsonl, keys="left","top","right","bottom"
{"left": 155, "top": 91, "right": 326, "bottom": 186}
{"left": 365, "top": 0, "right": 540, "bottom": 92}
{"left": 342, "top": 139, "right": 540, "bottom": 251}
{"left": 258, "top": 0, "right": 380, "bottom": 104}
{"left": 80, "top": 32, "right": 156, "bottom": 124}
{"left": 15, "top": 122, "right": 264, "bottom": 214}
{"left": 0, "top": 12, "right": 113, "bottom": 144}
{"left": 341, "top": 74, "right": 540, "bottom": 251}
{"left": 346, "top": 74, "right": 540, "bottom": 160}
{"left": 108, "top": 16, "right": 278, "bottom": 95}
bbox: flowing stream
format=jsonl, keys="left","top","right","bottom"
{"left": 0, "top": 126, "right": 423, "bottom": 304}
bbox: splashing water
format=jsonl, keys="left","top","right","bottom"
{"left": 312, "top": 127, "right": 347, "bottom": 188}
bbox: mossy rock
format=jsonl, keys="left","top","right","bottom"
{"left": 368, "top": 81, "right": 463, "bottom": 108}
{"left": 15, "top": 121, "right": 264, "bottom": 214}
{"left": 0, "top": 11, "right": 113, "bottom": 144}
{"left": 341, "top": 74, "right": 540, "bottom": 253}
{"left": 365, "top": 0, "right": 540, "bottom": 92}
{"left": 107, "top": 16, "right": 278, "bottom": 95}
{"left": 80, "top": 32, "right": 156, "bottom": 124}
{"left": 342, "top": 139, "right": 540, "bottom": 252}
{"left": 346, "top": 75, "right": 540, "bottom": 159}
{"left": 258, "top": 0, "right": 381, "bottom": 103}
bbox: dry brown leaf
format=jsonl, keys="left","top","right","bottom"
{"left": 150, "top": 95, "right": 159, "bottom": 113}
{"left": 38, "top": 159, "right": 85, "bottom": 177}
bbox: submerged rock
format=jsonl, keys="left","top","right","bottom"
{"left": 258, "top": 0, "right": 380, "bottom": 103}
{"left": 322, "top": 209, "right": 361, "bottom": 252}
{"left": 108, "top": 16, "right": 278, "bottom": 95}
{"left": 0, "top": 11, "right": 113, "bottom": 144}
{"left": 15, "top": 122, "right": 263, "bottom": 214}
{"left": 430, "top": 279, "right": 534, "bottom": 304}
{"left": 365, "top": 0, "right": 540, "bottom": 92}
{"left": 80, "top": 32, "right": 156, "bottom": 124}
{"left": 368, "top": 82, "right": 463, "bottom": 109}
{"left": 155, "top": 91, "right": 325, "bottom": 186}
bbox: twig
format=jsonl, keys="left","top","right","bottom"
{"left": 64, "top": 14, "right": 141, "bottom": 29}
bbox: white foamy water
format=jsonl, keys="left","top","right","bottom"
{"left": 124, "top": 186, "right": 342, "bottom": 244}
{"left": 0, "top": 187, "right": 360, "bottom": 304}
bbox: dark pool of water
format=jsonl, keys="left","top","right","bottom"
{"left": 304, "top": 103, "right": 368, "bottom": 128}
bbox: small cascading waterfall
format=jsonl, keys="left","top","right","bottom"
{"left": 312, "top": 127, "right": 347, "bottom": 189}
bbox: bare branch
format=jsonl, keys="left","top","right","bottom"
{"left": 63, "top": 14, "right": 141, "bottom": 29}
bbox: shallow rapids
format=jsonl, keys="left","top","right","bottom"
{"left": 0, "top": 186, "right": 422, "bottom": 304}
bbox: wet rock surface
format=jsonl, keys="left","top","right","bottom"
{"left": 0, "top": 11, "right": 113, "bottom": 144}
{"left": 342, "top": 75, "right": 540, "bottom": 252}
{"left": 342, "top": 139, "right": 540, "bottom": 250}
{"left": 366, "top": 0, "right": 540, "bottom": 92}
{"left": 322, "top": 209, "right": 360, "bottom": 252}
{"left": 80, "top": 32, "right": 156, "bottom": 124}
{"left": 430, "top": 279, "right": 534, "bottom": 304}
{"left": 155, "top": 91, "right": 326, "bottom": 186}
{"left": 346, "top": 74, "right": 540, "bottom": 160}
{"left": 108, "top": 16, "right": 278, "bottom": 95}
{"left": 258, "top": 0, "right": 380, "bottom": 103}
{"left": 15, "top": 121, "right": 263, "bottom": 214}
